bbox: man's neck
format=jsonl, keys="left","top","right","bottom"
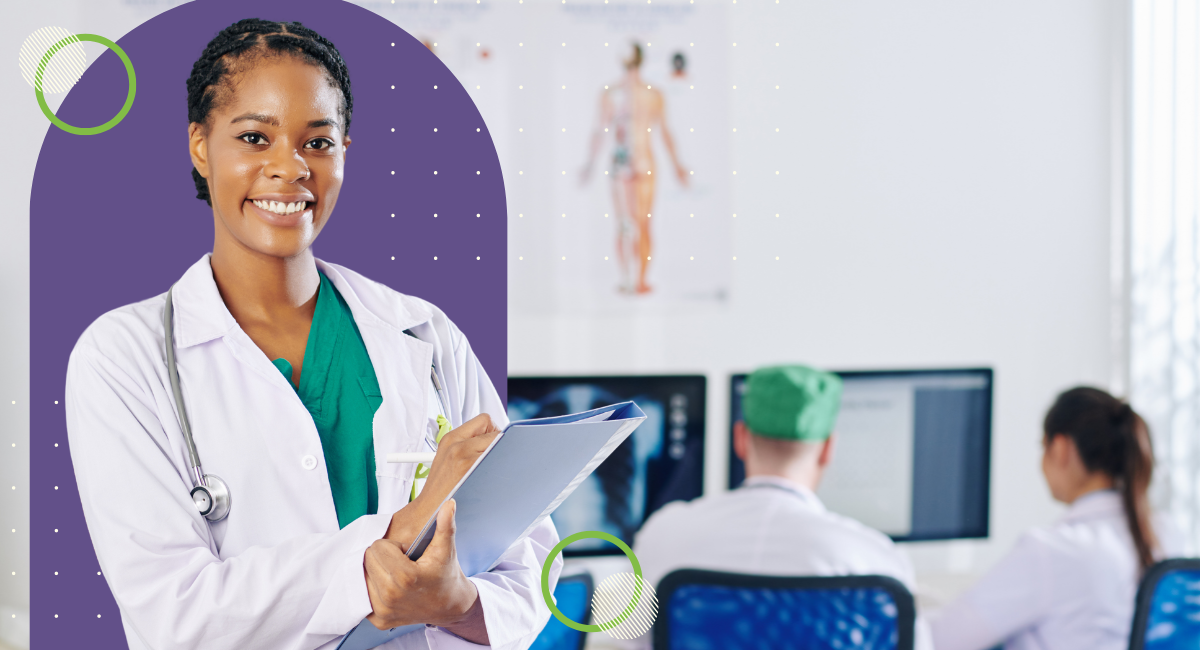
{"left": 745, "top": 469, "right": 819, "bottom": 493}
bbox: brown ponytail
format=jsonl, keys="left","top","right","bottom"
{"left": 1044, "top": 387, "right": 1158, "bottom": 570}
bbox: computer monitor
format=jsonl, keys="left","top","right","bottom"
{"left": 507, "top": 375, "right": 706, "bottom": 555}
{"left": 729, "top": 368, "right": 993, "bottom": 541}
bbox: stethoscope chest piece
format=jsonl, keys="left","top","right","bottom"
{"left": 191, "top": 474, "right": 231, "bottom": 522}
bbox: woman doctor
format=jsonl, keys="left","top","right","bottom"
{"left": 64, "top": 19, "right": 560, "bottom": 650}
{"left": 930, "top": 386, "right": 1181, "bottom": 650}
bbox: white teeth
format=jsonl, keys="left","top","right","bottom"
{"left": 253, "top": 199, "right": 308, "bottom": 215}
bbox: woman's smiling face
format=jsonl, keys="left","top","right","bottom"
{"left": 188, "top": 55, "right": 350, "bottom": 259}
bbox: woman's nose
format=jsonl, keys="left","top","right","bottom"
{"left": 264, "top": 147, "right": 310, "bottom": 183}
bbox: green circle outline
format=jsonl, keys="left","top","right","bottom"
{"left": 541, "top": 531, "right": 646, "bottom": 633}
{"left": 34, "top": 33, "right": 136, "bottom": 135}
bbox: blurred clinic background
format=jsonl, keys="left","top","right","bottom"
{"left": 5, "top": 1, "right": 1200, "bottom": 649}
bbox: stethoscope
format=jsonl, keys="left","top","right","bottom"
{"left": 164, "top": 284, "right": 450, "bottom": 523}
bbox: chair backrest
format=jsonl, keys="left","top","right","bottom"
{"left": 1129, "top": 558, "right": 1200, "bottom": 650}
{"left": 529, "top": 573, "right": 594, "bottom": 650}
{"left": 653, "top": 570, "right": 915, "bottom": 650}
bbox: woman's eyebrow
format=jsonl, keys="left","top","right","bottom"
{"left": 230, "top": 113, "right": 280, "bottom": 126}
{"left": 228, "top": 114, "right": 339, "bottom": 130}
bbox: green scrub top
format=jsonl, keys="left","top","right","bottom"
{"left": 271, "top": 271, "right": 381, "bottom": 529}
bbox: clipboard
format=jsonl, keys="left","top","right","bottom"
{"left": 336, "top": 401, "right": 647, "bottom": 650}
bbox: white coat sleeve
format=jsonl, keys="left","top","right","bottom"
{"left": 66, "top": 338, "right": 391, "bottom": 650}
{"left": 405, "top": 320, "right": 561, "bottom": 650}
{"left": 929, "top": 533, "right": 1051, "bottom": 650}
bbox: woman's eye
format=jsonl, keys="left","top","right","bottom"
{"left": 239, "top": 133, "right": 267, "bottom": 145}
{"left": 306, "top": 138, "right": 334, "bottom": 151}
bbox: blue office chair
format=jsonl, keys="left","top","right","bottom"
{"left": 1129, "top": 558, "right": 1200, "bottom": 650}
{"left": 653, "top": 570, "right": 915, "bottom": 650}
{"left": 530, "top": 573, "right": 594, "bottom": 650}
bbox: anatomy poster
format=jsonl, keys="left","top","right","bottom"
{"left": 375, "top": 0, "right": 733, "bottom": 313}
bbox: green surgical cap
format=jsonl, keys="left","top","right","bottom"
{"left": 743, "top": 365, "right": 843, "bottom": 441}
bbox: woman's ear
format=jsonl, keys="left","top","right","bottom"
{"left": 188, "top": 122, "right": 210, "bottom": 178}
{"left": 1046, "top": 434, "right": 1075, "bottom": 470}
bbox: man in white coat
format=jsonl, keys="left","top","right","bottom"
{"left": 630, "top": 364, "right": 931, "bottom": 649}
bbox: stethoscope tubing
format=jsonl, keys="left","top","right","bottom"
{"left": 164, "top": 285, "right": 207, "bottom": 489}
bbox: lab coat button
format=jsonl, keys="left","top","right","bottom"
{"left": 301, "top": 455, "right": 317, "bottom": 470}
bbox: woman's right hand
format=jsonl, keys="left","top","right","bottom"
{"left": 367, "top": 500, "right": 485, "bottom": 637}
{"left": 385, "top": 414, "right": 501, "bottom": 550}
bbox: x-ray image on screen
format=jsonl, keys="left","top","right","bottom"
{"left": 507, "top": 376, "right": 705, "bottom": 555}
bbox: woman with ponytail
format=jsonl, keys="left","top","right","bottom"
{"left": 930, "top": 386, "right": 1181, "bottom": 650}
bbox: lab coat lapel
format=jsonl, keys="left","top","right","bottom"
{"left": 358, "top": 317, "right": 431, "bottom": 508}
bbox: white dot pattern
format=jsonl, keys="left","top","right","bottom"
{"left": 591, "top": 573, "right": 659, "bottom": 639}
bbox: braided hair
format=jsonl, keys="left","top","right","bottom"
{"left": 1044, "top": 386, "right": 1158, "bottom": 570}
{"left": 186, "top": 19, "right": 353, "bottom": 205}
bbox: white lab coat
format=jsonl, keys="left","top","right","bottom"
{"left": 64, "top": 254, "right": 562, "bottom": 650}
{"left": 930, "top": 489, "right": 1183, "bottom": 650}
{"left": 628, "top": 476, "right": 932, "bottom": 650}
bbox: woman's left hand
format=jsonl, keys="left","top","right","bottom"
{"left": 364, "top": 500, "right": 489, "bottom": 643}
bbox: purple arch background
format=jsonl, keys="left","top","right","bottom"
{"left": 29, "top": 1, "right": 506, "bottom": 646}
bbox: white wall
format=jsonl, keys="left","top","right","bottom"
{"left": 509, "top": 0, "right": 1125, "bottom": 606}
